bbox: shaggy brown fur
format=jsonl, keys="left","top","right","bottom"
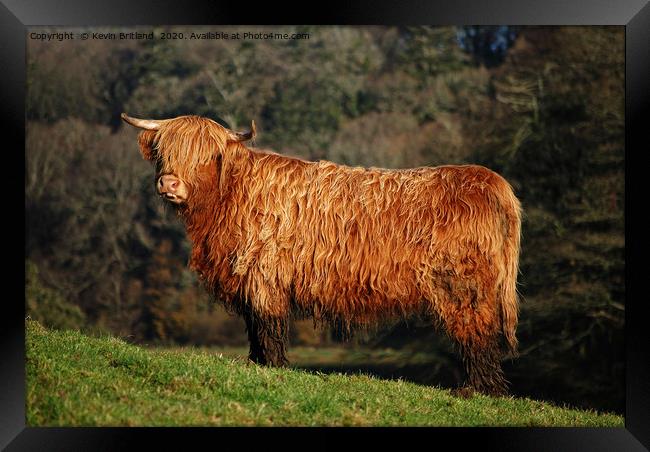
{"left": 125, "top": 114, "right": 522, "bottom": 396}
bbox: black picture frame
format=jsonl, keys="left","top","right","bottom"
{"left": 5, "top": 0, "right": 649, "bottom": 450}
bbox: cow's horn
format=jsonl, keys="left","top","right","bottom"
{"left": 121, "top": 113, "right": 162, "bottom": 131}
{"left": 229, "top": 120, "right": 256, "bottom": 142}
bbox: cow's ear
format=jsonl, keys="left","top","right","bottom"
{"left": 138, "top": 130, "right": 157, "bottom": 162}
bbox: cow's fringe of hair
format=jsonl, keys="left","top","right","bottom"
{"left": 138, "top": 115, "right": 245, "bottom": 194}
{"left": 140, "top": 115, "right": 521, "bottom": 355}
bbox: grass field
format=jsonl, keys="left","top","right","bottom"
{"left": 25, "top": 320, "right": 624, "bottom": 427}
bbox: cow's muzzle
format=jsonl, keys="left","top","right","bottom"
{"left": 157, "top": 174, "right": 188, "bottom": 204}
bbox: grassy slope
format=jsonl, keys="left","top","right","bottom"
{"left": 25, "top": 320, "right": 624, "bottom": 427}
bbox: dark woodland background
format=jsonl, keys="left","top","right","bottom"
{"left": 25, "top": 26, "right": 625, "bottom": 414}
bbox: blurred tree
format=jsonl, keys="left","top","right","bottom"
{"left": 262, "top": 76, "right": 349, "bottom": 160}
{"left": 140, "top": 239, "right": 183, "bottom": 342}
{"left": 261, "top": 27, "right": 383, "bottom": 159}
{"left": 27, "top": 40, "right": 106, "bottom": 123}
{"left": 395, "top": 26, "right": 469, "bottom": 79}
{"left": 26, "top": 260, "right": 86, "bottom": 331}
{"left": 468, "top": 26, "right": 625, "bottom": 412}
{"left": 456, "top": 26, "right": 518, "bottom": 67}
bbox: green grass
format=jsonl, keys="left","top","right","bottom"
{"left": 26, "top": 320, "right": 624, "bottom": 427}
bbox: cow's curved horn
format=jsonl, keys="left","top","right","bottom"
{"left": 121, "top": 113, "right": 162, "bottom": 131}
{"left": 229, "top": 120, "right": 256, "bottom": 142}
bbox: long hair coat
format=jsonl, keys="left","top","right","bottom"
{"left": 137, "top": 115, "right": 522, "bottom": 354}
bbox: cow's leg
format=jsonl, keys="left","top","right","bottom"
{"left": 242, "top": 308, "right": 264, "bottom": 364}
{"left": 457, "top": 334, "right": 508, "bottom": 397}
{"left": 242, "top": 308, "right": 289, "bottom": 367}
{"left": 438, "top": 276, "right": 509, "bottom": 397}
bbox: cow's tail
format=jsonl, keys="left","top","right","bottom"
{"left": 496, "top": 180, "right": 522, "bottom": 357}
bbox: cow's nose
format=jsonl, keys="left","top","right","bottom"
{"left": 159, "top": 175, "right": 179, "bottom": 193}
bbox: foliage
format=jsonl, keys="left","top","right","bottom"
{"left": 396, "top": 26, "right": 470, "bottom": 79}
{"left": 477, "top": 27, "right": 624, "bottom": 413}
{"left": 26, "top": 320, "right": 623, "bottom": 426}
{"left": 26, "top": 261, "right": 85, "bottom": 331}
{"left": 456, "top": 26, "right": 518, "bottom": 67}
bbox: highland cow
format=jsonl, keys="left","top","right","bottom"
{"left": 122, "top": 112, "right": 522, "bottom": 396}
